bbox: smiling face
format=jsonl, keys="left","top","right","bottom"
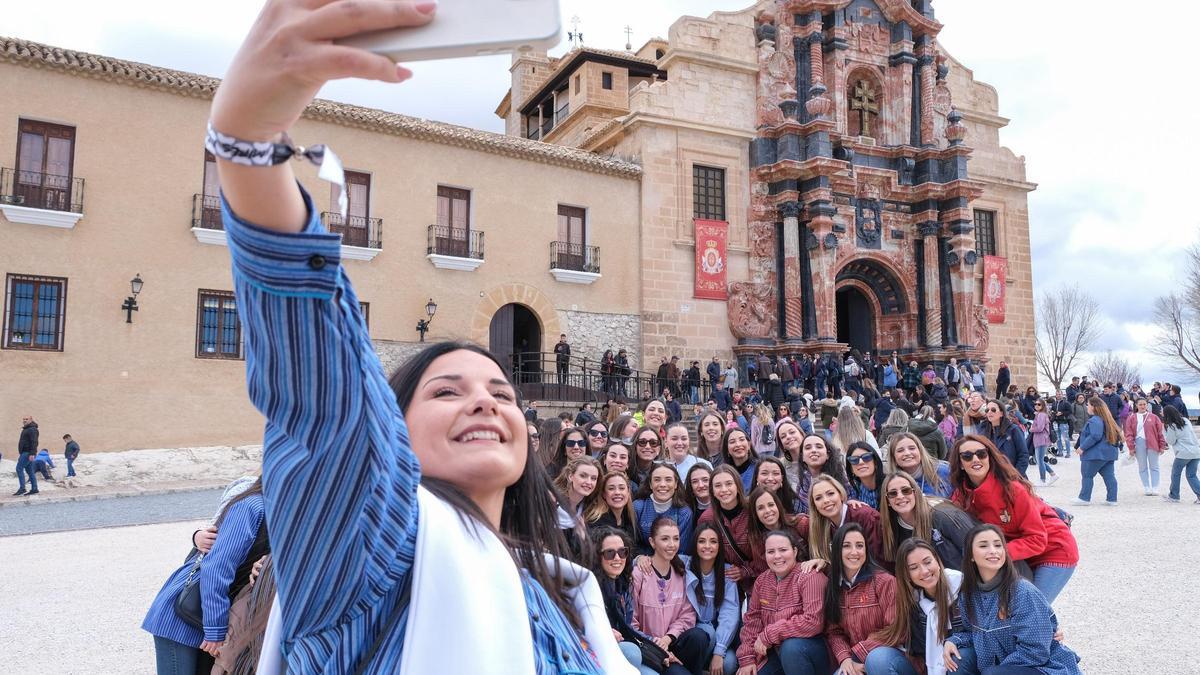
{"left": 563, "top": 431, "right": 587, "bottom": 460}
{"left": 727, "top": 430, "right": 751, "bottom": 463}
{"left": 892, "top": 437, "right": 922, "bottom": 472}
{"left": 599, "top": 534, "right": 628, "bottom": 579}
{"left": 754, "top": 491, "right": 781, "bottom": 529}
{"left": 644, "top": 401, "right": 667, "bottom": 428}
{"left": 801, "top": 435, "right": 829, "bottom": 471}
{"left": 667, "top": 426, "right": 691, "bottom": 461}
{"left": 604, "top": 445, "right": 629, "bottom": 473}
{"left": 778, "top": 423, "right": 802, "bottom": 459}
{"left": 695, "top": 528, "right": 720, "bottom": 563}
{"left": 587, "top": 423, "right": 609, "bottom": 451}
{"left": 958, "top": 440, "right": 991, "bottom": 484}
{"left": 885, "top": 475, "right": 917, "bottom": 516}
{"left": 967, "top": 391, "right": 983, "bottom": 412}
{"left": 603, "top": 474, "right": 630, "bottom": 510}
{"left": 701, "top": 415, "right": 724, "bottom": 443}
{"left": 651, "top": 522, "right": 681, "bottom": 560}
{"left": 635, "top": 430, "right": 662, "bottom": 462}
{"left": 568, "top": 463, "right": 599, "bottom": 499}
{"left": 649, "top": 465, "right": 678, "bottom": 502}
{"left": 406, "top": 350, "right": 527, "bottom": 500}
{"left": 689, "top": 468, "right": 712, "bottom": 502}
{"left": 906, "top": 547, "right": 943, "bottom": 593}
{"left": 764, "top": 534, "right": 798, "bottom": 577}
{"left": 848, "top": 448, "right": 876, "bottom": 480}
{"left": 840, "top": 530, "right": 867, "bottom": 577}
{"left": 970, "top": 530, "right": 1007, "bottom": 577}
{"left": 756, "top": 461, "right": 784, "bottom": 492}
{"left": 711, "top": 471, "right": 739, "bottom": 509}
{"left": 811, "top": 479, "right": 844, "bottom": 519}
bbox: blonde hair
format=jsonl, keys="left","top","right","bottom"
{"left": 806, "top": 474, "right": 849, "bottom": 562}
{"left": 887, "top": 432, "right": 947, "bottom": 495}
{"left": 585, "top": 471, "right": 637, "bottom": 525}
{"left": 877, "top": 472, "right": 934, "bottom": 563}
{"left": 833, "top": 406, "right": 870, "bottom": 453}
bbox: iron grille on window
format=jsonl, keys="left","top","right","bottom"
{"left": 196, "top": 290, "right": 243, "bottom": 359}
{"left": 359, "top": 302, "right": 370, "bottom": 330}
{"left": 974, "top": 209, "right": 997, "bottom": 257}
{"left": 3, "top": 274, "right": 67, "bottom": 351}
{"left": 693, "top": 165, "right": 726, "bottom": 221}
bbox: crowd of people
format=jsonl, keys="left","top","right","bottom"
{"left": 10, "top": 416, "right": 81, "bottom": 496}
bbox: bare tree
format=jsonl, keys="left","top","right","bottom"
{"left": 1034, "top": 284, "right": 1103, "bottom": 390}
{"left": 1149, "top": 294, "right": 1200, "bottom": 383}
{"left": 1089, "top": 350, "right": 1142, "bottom": 388}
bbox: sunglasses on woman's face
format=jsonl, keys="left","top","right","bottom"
{"left": 637, "top": 438, "right": 661, "bottom": 447}
{"left": 588, "top": 429, "right": 609, "bottom": 438}
{"left": 600, "top": 547, "right": 629, "bottom": 561}
{"left": 886, "top": 486, "right": 915, "bottom": 499}
{"left": 959, "top": 449, "right": 988, "bottom": 462}
{"left": 529, "top": 433, "right": 539, "bottom": 439}
{"left": 847, "top": 454, "right": 874, "bottom": 465}
{"left": 564, "top": 439, "right": 588, "bottom": 448}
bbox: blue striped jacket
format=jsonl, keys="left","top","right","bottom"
{"left": 221, "top": 191, "right": 598, "bottom": 674}
{"left": 142, "top": 494, "right": 264, "bottom": 645}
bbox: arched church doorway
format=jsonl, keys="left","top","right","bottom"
{"left": 489, "top": 303, "right": 542, "bottom": 384}
{"left": 836, "top": 287, "right": 875, "bottom": 354}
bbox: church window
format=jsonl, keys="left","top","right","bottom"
{"left": 974, "top": 209, "right": 997, "bottom": 257}
{"left": 602, "top": 72, "right": 613, "bottom": 90}
{"left": 847, "top": 76, "right": 881, "bottom": 139}
{"left": 693, "top": 165, "right": 726, "bottom": 221}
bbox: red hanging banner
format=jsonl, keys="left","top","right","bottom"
{"left": 983, "top": 255, "right": 1008, "bottom": 324}
{"left": 694, "top": 219, "right": 729, "bottom": 300}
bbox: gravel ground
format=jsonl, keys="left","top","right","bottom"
{"left": 1, "top": 458, "right": 1197, "bottom": 674}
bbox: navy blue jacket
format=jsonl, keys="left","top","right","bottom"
{"left": 980, "top": 419, "right": 1029, "bottom": 473}
{"left": 1100, "top": 392, "right": 1122, "bottom": 420}
{"left": 713, "top": 388, "right": 733, "bottom": 412}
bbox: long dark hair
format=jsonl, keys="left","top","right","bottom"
{"left": 949, "top": 435, "right": 1032, "bottom": 510}
{"left": 633, "top": 462, "right": 689, "bottom": 508}
{"left": 798, "top": 433, "right": 849, "bottom": 486}
{"left": 688, "top": 522, "right": 727, "bottom": 609}
{"left": 649, "top": 516, "right": 686, "bottom": 575}
{"left": 824, "top": 523, "right": 880, "bottom": 625}
{"left": 960, "top": 523, "right": 1018, "bottom": 625}
{"left": 550, "top": 425, "right": 589, "bottom": 477}
{"left": 683, "top": 463, "right": 713, "bottom": 513}
{"left": 696, "top": 411, "right": 727, "bottom": 461}
{"left": 591, "top": 526, "right": 634, "bottom": 599}
{"left": 751, "top": 456, "right": 801, "bottom": 514}
{"left": 843, "top": 441, "right": 884, "bottom": 493}
{"left": 877, "top": 539, "right": 954, "bottom": 648}
{"left": 215, "top": 477, "right": 264, "bottom": 529}
{"left": 388, "top": 341, "right": 584, "bottom": 629}
{"left": 720, "top": 426, "right": 754, "bottom": 470}
{"left": 1163, "top": 405, "right": 1186, "bottom": 430}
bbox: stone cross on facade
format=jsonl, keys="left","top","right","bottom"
{"left": 850, "top": 79, "right": 879, "bottom": 137}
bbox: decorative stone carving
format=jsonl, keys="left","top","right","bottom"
{"left": 806, "top": 231, "right": 820, "bottom": 250}
{"left": 727, "top": 282, "right": 777, "bottom": 339}
{"left": 780, "top": 99, "right": 801, "bottom": 120}
{"left": 946, "top": 108, "right": 967, "bottom": 145}
{"left": 823, "top": 233, "right": 839, "bottom": 250}
{"left": 848, "top": 21, "right": 890, "bottom": 57}
{"left": 779, "top": 200, "right": 803, "bottom": 220}
{"left": 917, "top": 221, "right": 940, "bottom": 238}
{"left": 947, "top": 251, "right": 960, "bottom": 267}
{"left": 757, "top": 45, "right": 797, "bottom": 128}
{"left": 964, "top": 250, "right": 979, "bottom": 266}
{"left": 973, "top": 304, "right": 990, "bottom": 353}
{"left": 855, "top": 198, "right": 882, "bottom": 248}
{"left": 806, "top": 83, "right": 834, "bottom": 118}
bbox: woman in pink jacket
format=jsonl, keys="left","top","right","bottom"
{"left": 1123, "top": 398, "right": 1168, "bottom": 495}
{"left": 631, "top": 516, "right": 709, "bottom": 673}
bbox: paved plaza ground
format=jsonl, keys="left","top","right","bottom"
{"left": 1, "top": 457, "right": 1197, "bottom": 674}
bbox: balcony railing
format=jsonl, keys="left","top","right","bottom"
{"left": 192, "top": 193, "right": 223, "bottom": 230}
{"left": 554, "top": 102, "right": 570, "bottom": 125}
{"left": 321, "top": 212, "right": 383, "bottom": 249}
{"left": 550, "top": 241, "right": 600, "bottom": 274}
{"left": 427, "top": 224, "right": 484, "bottom": 259}
{"left": 1, "top": 167, "right": 84, "bottom": 214}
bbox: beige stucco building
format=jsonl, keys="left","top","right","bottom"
{"left": 0, "top": 0, "right": 1035, "bottom": 453}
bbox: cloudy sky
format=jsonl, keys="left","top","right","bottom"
{"left": 9, "top": 1, "right": 1197, "bottom": 390}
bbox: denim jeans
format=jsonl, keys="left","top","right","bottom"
{"left": 1055, "top": 422, "right": 1071, "bottom": 456}
{"left": 153, "top": 636, "right": 201, "bottom": 675}
{"left": 695, "top": 621, "right": 739, "bottom": 675}
{"left": 1079, "top": 459, "right": 1117, "bottom": 502}
{"left": 952, "top": 646, "right": 981, "bottom": 675}
{"left": 1035, "top": 445, "right": 1056, "bottom": 481}
{"left": 617, "top": 640, "right": 659, "bottom": 675}
{"left": 757, "top": 636, "right": 829, "bottom": 675}
{"left": 1031, "top": 563, "right": 1075, "bottom": 605}
{"left": 1133, "top": 438, "right": 1161, "bottom": 490}
{"left": 66, "top": 455, "right": 76, "bottom": 477}
{"left": 688, "top": 385, "right": 700, "bottom": 405}
{"left": 1169, "top": 458, "right": 1200, "bottom": 500}
{"left": 15, "top": 453, "right": 37, "bottom": 492}
{"left": 980, "top": 667, "right": 1041, "bottom": 675}
{"left": 863, "top": 645, "right": 918, "bottom": 674}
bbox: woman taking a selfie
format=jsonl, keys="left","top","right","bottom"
{"left": 207, "top": 3, "right": 629, "bottom": 670}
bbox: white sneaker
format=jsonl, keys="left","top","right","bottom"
{"left": 1070, "top": 497, "right": 1091, "bottom": 506}
{"left": 1150, "top": 488, "right": 1160, "bottom": 495}
{"left": 1046, "top": 474, "right": 1060, "bottom": 486}
{"left": 1102, "top": 500, "right": 1119, "bottom": 506}
{"left": 1143, "top": 488, "right": 1154, "bottom": 496}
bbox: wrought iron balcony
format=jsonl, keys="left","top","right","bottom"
{"left": 192, "top": 193, "right": 223, "bottom": 230}
{"left": 1, "top": 167, "right": 84, "bottom": 214}
{"left": 427, "top": 224, "right": 484, "bottom": 259}
{"left": 549, "top": 241, "right": 600, "bottom": 274}
{"left": 320, "top": 212, "right": 383, "bottom": 249}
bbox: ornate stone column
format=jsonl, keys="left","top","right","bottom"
{"left": 808, "top": 205, "right": 839, "bottom": 341}
{"left": 780, "top": 201, "right": 803, "bottom": 339}
{"left": 918, "top": 221, "right": 943, "bottom": 348}
{"left": 918, "top": 41, "right": 936, "bottom": 146}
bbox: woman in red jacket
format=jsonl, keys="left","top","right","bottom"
{"left": 822, "top": 523, "right": 905, "bottom": 675}
{"left": 735, "top": 529, "right": 829, "bottom": 675}
{"left": 1123, "top": 397, "right": 1168, "bottom": 495}
{"left": 698, "top": 465, "right": 765, "bottom": 597}
{"left": 949, "top": 434, "right": 1079, "bottom": 604}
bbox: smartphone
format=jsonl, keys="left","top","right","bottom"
{"left": 337, "top": 0, "right": 563, "bottom": 62}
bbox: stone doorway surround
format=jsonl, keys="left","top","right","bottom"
{"left": 470, "top": 282, "right": 562, "bottom": 351}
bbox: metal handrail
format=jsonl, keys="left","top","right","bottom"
{"left": 320, "top": 212, "right": 383, "bottom": 249}
{"left": 549, "top": 241, "right": 600, "bottom": 274}
{"left": 427, "top": 224, "right": 484, "bottom": 259}
{"left": 505, "top": 351, "right": 718, "bottom": 404}
{"left": 1, "top": 167, "right": 84, "bottom": 214}
{"left": 192, "top": 193, "right": 223, "bottom": 230}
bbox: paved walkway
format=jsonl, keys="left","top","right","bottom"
{"left": 0, "top": 458, "right": 1197, "bottom": 673}
{"left": 0, "top": 488, "right": 223, "bottom": 536}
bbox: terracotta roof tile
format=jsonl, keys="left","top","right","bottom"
{"left": 0, "top": 36, "right": 642, "bottom": 179}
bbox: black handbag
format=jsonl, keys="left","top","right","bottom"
{"left": 624, "top": 630, "right": 671, "bottom": 674}
{"left": 174, "top": 552, "right": 205, "bottom": 628}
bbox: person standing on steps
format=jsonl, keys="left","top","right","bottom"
{"left": 555, "top": 333, "right": 572, "bottom": 387}
{"left": 14, "top": 415, "right": 40, "bottom": 496}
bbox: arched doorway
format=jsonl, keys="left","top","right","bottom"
{"left": 489, "top": 303, "right": 542, "bottom": 383}
{"left": 836, "top": 286, "right": 875, "bottom": 354}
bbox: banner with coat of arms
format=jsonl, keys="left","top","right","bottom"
{"left": 694, "top": 219, "right": 728, "bottom": 300}
{"left": 983, "top": 255, "right": 1008, "bottom": 323}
